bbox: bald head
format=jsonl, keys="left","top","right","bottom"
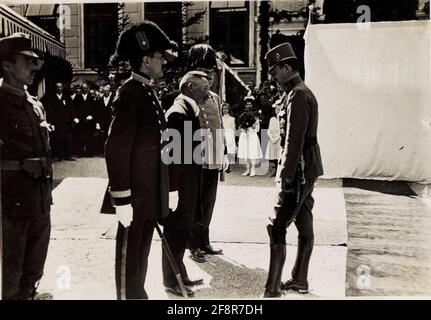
{"left": 179, "top": 71, "right": 210, "bottom": 103}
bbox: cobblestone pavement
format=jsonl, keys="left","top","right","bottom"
{"left": 38, "top": 157, "right": 431, "bottom": 299}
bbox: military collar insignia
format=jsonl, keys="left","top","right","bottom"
{"left": 131, "top": 72, "right": 152, "bottom": 86}
{"left": 135, "top": 31, "right": 150, "bottom": 51}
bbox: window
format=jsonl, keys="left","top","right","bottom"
{"left": 84, "top": 4, "right": 118, "bottom": 69}
{"left": 144, "top": 2, "right": 182, "bottom": 46}
{"left": 210, "top": 2, "right": 249, "bottom": 67}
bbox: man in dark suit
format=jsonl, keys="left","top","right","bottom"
{"left": 95, "top": 85, "right": 114, "bottom": 155}
{"left": 0, "top": 33, "right": 53, "bottom": 300}
{"left": 263, "top": 43, "right": 324, "bottom": 297}
{"left": 43, "top": 82, "right": 75, "bottom": 161}
{"left": 68, "top": 82, "right": 81, "bottom": 156}
{"left": 75, "top": 82, "right": 97, "bottom": 156}
{"left": 161, "top": 71, "right": 210, "bottom": 297}
{"left": 103, "top": 21, "right": 177, "bottom": 300}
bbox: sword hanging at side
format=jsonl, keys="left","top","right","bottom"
{"left": 154, "top": 224, "right": 188, "bottom": 298}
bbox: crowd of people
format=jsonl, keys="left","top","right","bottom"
{"left": 220, "top": 82, "right": 287, "bottom": 177}
{"left": 41, "top": 81, "right": 115, "bottom": 161}
{"left": 1, "top": 20, "right": 323, "bottom": 301}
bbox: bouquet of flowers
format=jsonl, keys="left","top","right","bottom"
{"left": 238, "top": 110, "right": 258, "bottom": 130}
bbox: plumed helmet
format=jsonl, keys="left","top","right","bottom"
{"left": 187, "top": 44, "right": 218, "bottom": 71}
{"left": 111, "top": 21, "right": 178, "bottom": 66}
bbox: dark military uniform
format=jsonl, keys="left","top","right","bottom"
{"left": 264, "top": 42, "right": 323, "bottom": 297}
{"left": 272, "top": 77, "right": 324, "bottom": 242}
{"left": 104, "top": 72, "right": 170, "bottom": 299}
{"left": 0, "top": 80, "right": 52, "bottom": 300}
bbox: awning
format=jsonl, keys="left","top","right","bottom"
{"left": 25, "top": 4, "right": 56, "bottom": 17}
{"left": 0, "top": 4, "right": 65, "bottom": 59}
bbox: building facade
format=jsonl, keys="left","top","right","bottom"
{"left": 7, "top": 0, "right": 429, "bottom": 88}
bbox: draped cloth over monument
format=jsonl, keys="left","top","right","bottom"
{"left": 304, "top": 20, "right": 431, "bottom": 183}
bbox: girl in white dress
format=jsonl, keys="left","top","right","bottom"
{"left": 237, "top": 96, "right": 262, "bottom": 177}
{"left": 222, "top": 103, "right": 237, "bottom": 173}
{"left": 265, "top": 103, "right": 282, "bottom": 177}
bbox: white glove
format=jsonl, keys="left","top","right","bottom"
{"left": 40, "top": 121, "right": 55, "bottom": 132}
{"left": 169, "top": 191, "right": 179, "bottom": 211}
{"left": 74, "top": 118, "right": 80, "bottom": 124}
{"left": 115, "top": 204, "right": 133, "bottom": 227}
{"left": 86, "top": 115, "right": 93, "bottom": 121}
{"left": 96, "top": 123, "right": 101, "bottom": 130}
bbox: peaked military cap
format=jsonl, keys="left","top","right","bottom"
{"left": 0, "top": 32, "right": 40, "bottom": 61}
{"left": 265, "top": 42, "right": 297, "bottom": 72}
{"left": 113, "top": 21, "right": 178, "bottom": 64}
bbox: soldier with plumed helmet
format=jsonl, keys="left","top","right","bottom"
{"left": 102, "top": 21, "right": 177, "bottom": 300}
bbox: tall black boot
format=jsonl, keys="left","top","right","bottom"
{"left": 264, "top": 225, "right": 286, "bottom": 298}
{"left": 281, "top": 236, "right": 314, "bottom": 294}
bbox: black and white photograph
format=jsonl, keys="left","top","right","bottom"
{"left": 0, "top": 0, "right": 430, "bottom": 307}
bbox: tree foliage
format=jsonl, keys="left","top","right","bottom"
{"left": 258, "top": 0, "right": 270, "bottom": 84}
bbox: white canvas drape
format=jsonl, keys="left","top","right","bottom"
{"left": 304, "top": 20, "right": 431, "bottom": 183}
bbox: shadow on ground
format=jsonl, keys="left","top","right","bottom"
{"left": 192, "top": 255, "right": 268, "bottom": 298}
{"left": 343, "top": 179, "right": 416, "bottom": 197}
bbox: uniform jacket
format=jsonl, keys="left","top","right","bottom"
{"left": 104, "top": 72, "right": 169, "bottom": 222}
{"left": 0, "top": 79, "right": 52, "bottom": 220}
{"left": 277, "top": 77, "right": 324, "bottom": 182}
{"left": 196, "top": 91, "right": 224, "bottom": 170}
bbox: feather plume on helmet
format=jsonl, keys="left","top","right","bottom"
{"left": 110, "top": 21, "right": 178, "bottom": 70}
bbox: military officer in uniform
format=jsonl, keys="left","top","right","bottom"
{"left": 263, "top": 43, "right": 324, "bottom": 297}
{"left": 187, "top": 44, "right": 226, "bottom": 263}
{"left": 103, "top": 21, "right": 177, "bottom": 300}
{"left": 0, "top": 33, "right": 53, "bottom": 300}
